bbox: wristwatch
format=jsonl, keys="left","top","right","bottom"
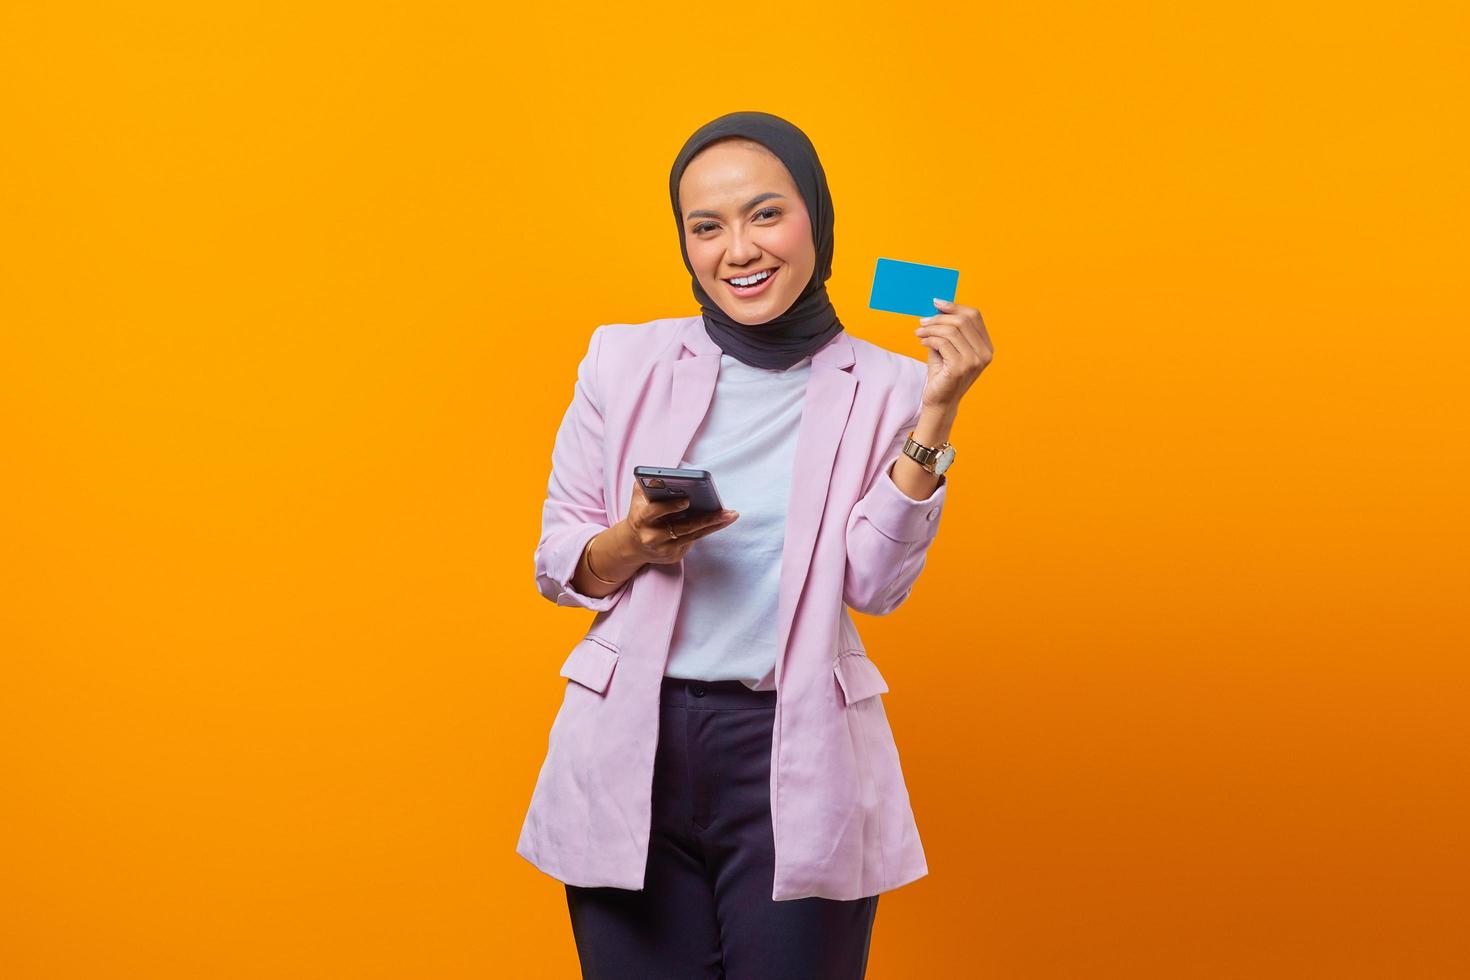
{"left": 901, "top": 431, "right": 956, "bottom": 476}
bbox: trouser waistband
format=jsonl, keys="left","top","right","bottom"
{"left": 660, "top": 675, "right": 778, "bottom": 709}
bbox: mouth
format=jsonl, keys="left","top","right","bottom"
{"left": 722, "top": 265, "right": 780, "bottom": 298}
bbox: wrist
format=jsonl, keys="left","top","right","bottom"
{"left": 591, "top": 522, "right": 644, "bottom": 582}
{"left": 582, "top": 530, "right": 620, "bottom": 586}
{"left": 913, "top": 402, "right": 959, "bottom": 447}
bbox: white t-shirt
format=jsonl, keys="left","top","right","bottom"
{"left": 663, "top": 352, "right": 814, "bottom": 691}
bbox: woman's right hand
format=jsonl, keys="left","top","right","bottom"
{"left": 619, "top": 480, "right": 739, "bottom": 567}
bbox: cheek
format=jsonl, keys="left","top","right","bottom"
{"left": 687, "top": 239, "right": 719, "bottom": 274}
{"left": 773, "top": 224, "right": 812, "bottom": 269}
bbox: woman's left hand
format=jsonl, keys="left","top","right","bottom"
{"left": 915, "top": 297, "right": 993, "bottom": 412}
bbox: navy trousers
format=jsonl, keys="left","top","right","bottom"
{"left": 564, "top": 676, "right": 879, "bottom": 979}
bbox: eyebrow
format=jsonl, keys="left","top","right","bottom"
{"left": 685, "top": 192, "right": 787, "bottom": 222}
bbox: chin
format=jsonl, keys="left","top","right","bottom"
{"left": 702, "top": 286, "right": 796, "bottom": 325}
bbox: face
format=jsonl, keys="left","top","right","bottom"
{"left": 678, "top": 139, "right": 815, "bottom": 325}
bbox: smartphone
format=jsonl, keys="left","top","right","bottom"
{"left": 634, "top": 465, "right": 725, "bottom": 526}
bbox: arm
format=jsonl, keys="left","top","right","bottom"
{"left": 842, "top": 401, "right": 954, "bottom": 616}
{"left": 532, "top": 326, "right": 635, "bottom": 610}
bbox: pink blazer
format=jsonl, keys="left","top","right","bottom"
{"left": 516, "top": 315, "right": 948, "bottom": 901}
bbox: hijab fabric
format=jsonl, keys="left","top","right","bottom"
{"left": 668, "top": 111, "right": 844, "bottom": 371}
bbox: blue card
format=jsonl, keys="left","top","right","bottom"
{"left": 868, "top": 257, "right": 960, "bottom": 317}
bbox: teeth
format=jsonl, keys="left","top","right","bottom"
{"left": 730, "top": 269, "right": 772, "bottom": 287}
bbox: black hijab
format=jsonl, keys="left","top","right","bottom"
{"left": 668, "top": 111, "right": 845, "bottom": 371}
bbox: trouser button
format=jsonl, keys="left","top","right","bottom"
{"left": 691, "top": 684, "right": 706, "bottom": 698}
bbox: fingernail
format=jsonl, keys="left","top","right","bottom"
{"left": 933, "top": 297, "right": 950, "bottom": 306}
{"left": 918, "top": 316, "right": 934, "bottom": 325}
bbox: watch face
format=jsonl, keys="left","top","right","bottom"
{"left": 934, "top": 446, "right": 956, "bottom": 475}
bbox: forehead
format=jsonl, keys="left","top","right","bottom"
{"left": 679, "top": 142, "right": 796, "bottom": 205}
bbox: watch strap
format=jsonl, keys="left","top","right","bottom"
{"left": 902, "top": 431, "right": 953, "bottom": 474}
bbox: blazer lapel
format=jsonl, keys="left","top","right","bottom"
{"left": 620, "top": 319, "right": 723, "bottom": 674}
{"left": 665, "top": 346, "right": 722, "bottom": 468}
{"left": 769, "top": 332, "right": 856, "bottom": 689}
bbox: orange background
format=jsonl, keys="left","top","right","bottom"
{"left": 3, "top": 1, "right": 1467, "bottom": 977}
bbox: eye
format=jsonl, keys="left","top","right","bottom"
{"left": 690, "top": 207, "right": 781, "bottom": 236}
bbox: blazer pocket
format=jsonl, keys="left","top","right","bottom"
{"left": 559, "top": 634, "right": 621, "bottom": 695}
{"left": 833, "top": 650, "right": 890, "bottom": 706}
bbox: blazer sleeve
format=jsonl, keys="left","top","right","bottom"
{"left": 842, "top": 407, "right": 948, "bottom": 616}
{"left": 533, "top": 325, "right": 633, "bottom": 611}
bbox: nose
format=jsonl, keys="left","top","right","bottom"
{"left": 725, "top": 224, "right": 764, "bottom": 266}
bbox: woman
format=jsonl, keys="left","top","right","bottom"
{"left": 517, "top": 110, "right": 992, "bottom": 979}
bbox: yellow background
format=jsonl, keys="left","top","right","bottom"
{"left": 3, "top": 1, "right": 1466, "bottom": 977}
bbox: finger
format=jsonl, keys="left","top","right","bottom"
{"left": 917, "top": 313, "right": 980, "bottom": 353}
{"left": 952, "top": 308, "right": 992, "bottom": 354}
{"left": 962, "top": 320, "right": 993, "bottom": 357}
{"left": 679, "top": 512, "right": 739, "bottom": 540}
{"left": 931, "top": 297, "right": 976, "bottom": 318}
{"left": 669, "top": 507, "right": 736, "bottom": 533}
{"left": 651, "top": 501, "right": 692, "bottom": 527}
{"left": 929, "top": 299, "right": 989, "bottom": 347}
{"left": 917, "top": 322, "right": 980, "bottom": 361}
{"left": 918, "top": 334, "right": 967, "bottom": 365}
{"left": 656, "top": 497, "right": 693, "bottom": 515}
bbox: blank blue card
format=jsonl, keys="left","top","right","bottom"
{"left": 868, "top": 257, "right": 960, "bottom": 317}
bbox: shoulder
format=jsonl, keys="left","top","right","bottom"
{"left": 847, "top": 332, "right": 929, "bottom": 419}
{"left": 566, "top": 318, "right": 686, "bottom": 403}
{"left": 589, "top": 316, "right": 688, "bottom": 365}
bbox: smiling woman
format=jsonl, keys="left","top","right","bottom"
{"left": 520, "top": 110, "right": 963, "bottom": 980}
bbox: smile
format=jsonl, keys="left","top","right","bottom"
{"left": 723, "top": 266, "right": 779, "bottom": 298}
